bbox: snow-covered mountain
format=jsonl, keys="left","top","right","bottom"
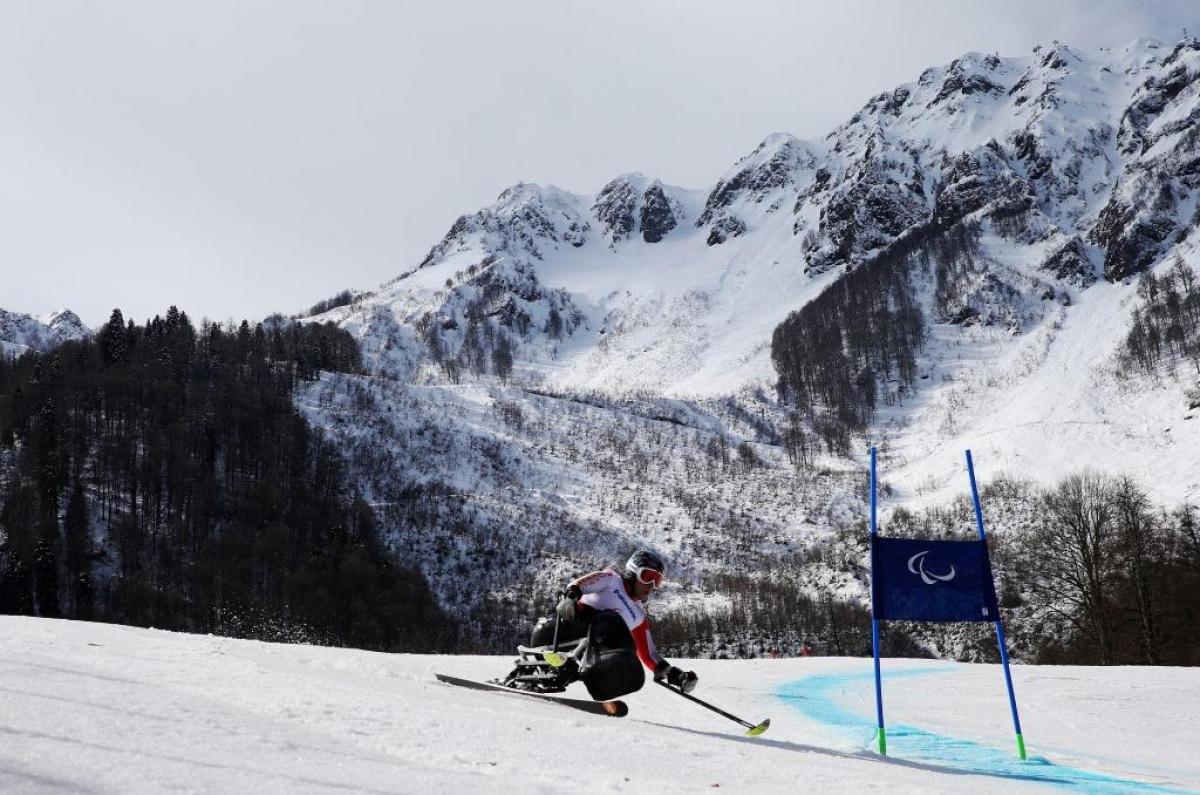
{"left": 318, "top": 39, "right": 1196, "bottom": 398}
{"left": 8, "top": 39, "right": 1190, "bottom": 656}
{"left": 0, "top": 307, "right": 88, "bottom": 356}
{"left": 286, "top": 38, "right": 1200, "bottom": 650}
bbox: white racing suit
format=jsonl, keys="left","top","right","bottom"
{"left": 531, "top": 568, "right": 666, "bottom": 700}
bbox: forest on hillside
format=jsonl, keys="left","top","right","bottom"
{"left": 1, "top": 303, "right": 1197, "bottom": 668}
{"left": 1120, "top": 257, "right": 1200, "bottom": 379}
{"left": 768, "top": 218, "right": 1200, "bottom": 665}
{"left": 0, "top": 307, "right": 456, "bottom": 652}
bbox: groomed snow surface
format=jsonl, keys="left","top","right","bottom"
{"left": 1, "top": 618, "right": 1196, "bottom": 793}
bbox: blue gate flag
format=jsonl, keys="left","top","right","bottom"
{"left": 871, "top": 536, "right": 999, "bottom": 622}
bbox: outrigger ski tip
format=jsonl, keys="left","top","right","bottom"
{"left": 746, "top": 718, "right": 770, "bottom": 737}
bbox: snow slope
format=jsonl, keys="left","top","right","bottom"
{"left": 295, "top": 373, "right": 862, "bottom": 629}
{"left": 876, "top": 240, "right": 1200, "bottom": 510}
{"left": 1, "top": 617, "right": 1196, "bottom": 793}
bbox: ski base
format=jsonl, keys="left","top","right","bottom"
{"left": 435, "top": 673, "right": 628, "bottom": 717}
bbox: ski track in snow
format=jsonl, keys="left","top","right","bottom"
{"left": 2, "top": 618, "right": 1197, "bottom": 793}
{"left": 779, "top": 666, "right": 1199, "bottom": 793}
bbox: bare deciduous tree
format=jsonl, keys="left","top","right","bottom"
{"left": 1025, "top": 472, "right": 1118, "bottom": 664}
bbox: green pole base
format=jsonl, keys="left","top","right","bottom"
{"left": 876, "top": 727, "right": 887, "bottom": 756}
{"left": 1016, "top": 733, "right": 1027, "bottom": 761}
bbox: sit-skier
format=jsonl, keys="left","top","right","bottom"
{"left": 515, "top": 549, "right": 698, "bottom": 701}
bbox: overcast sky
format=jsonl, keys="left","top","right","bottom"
{"left": 1, "top": 0, "right": 1194, "bottom": 326}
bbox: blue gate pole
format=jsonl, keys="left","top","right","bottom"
{"left": 965, "top": 449, "right": 1027, "bottom": 761}
{"left": 869, "top": 446, "right": 886, "bottom": 755}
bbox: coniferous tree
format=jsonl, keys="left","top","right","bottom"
{"left": 63, "top": 480, "right": 93, "bottom": 619}
{"left": 33, "top": 523, "right": 60, "bottom": 618}
{"left": 0, "top": 549, "right": 34, "bottom": 615}
{"left": 99, "top": 308, "right": 126, "bottom": 365}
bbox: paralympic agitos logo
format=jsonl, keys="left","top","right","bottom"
{"left": 907, "top": 551, "right": 956, "bottom": 585}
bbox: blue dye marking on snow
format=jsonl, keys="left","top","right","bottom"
{"left": 778, "top": 668, "right": 1196, "bottom": 794}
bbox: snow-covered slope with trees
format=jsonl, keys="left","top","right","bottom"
{"left": 311, "top": 36, "right": 1199, "bottom": 492}
{"left": 1, "top": 617, "right": 1196, "bottom": 793}
{"left": 8, "top": 38, "right": 1196, "bottom": 664}
{"left": 282, "top": 37, "right": 1200, "bottom": 654}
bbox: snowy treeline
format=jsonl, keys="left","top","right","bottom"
{"left": 1120, "top": 258, "right": 1200, "bottom": 378}
{"left": 871, "top": 471, "right": 1200, "bottom": 665}
{"left": 0, "top": 309, "right": 454, "bottom": 651}
{"left": 3, "top": 304, "right": 1198, "bottom": 664}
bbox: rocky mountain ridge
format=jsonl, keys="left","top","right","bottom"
{"left": 314, "top": 38, "right": 1196, "bottom": 401}
{"left": 0, "top": 308, "right": 88, "bottom": 356}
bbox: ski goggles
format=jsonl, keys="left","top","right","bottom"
{"left": 631, "top": 566, "right": 664, "bottom": 589}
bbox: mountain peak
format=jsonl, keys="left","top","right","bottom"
{"left": 494, "top": 181, "right": 582, "bottom": 211}
{"left": 754, "top": 131, "right": 803, "bottom": 153}
{"left": 592, "top": 173, "right": 682, "bottom": 245}
{"left": 1032, "top": 41, "right": 1083, "bottom": 70}
{"left": 44, "top": 309, "right": 87, "bottom": 336}
{"left": 696, "top": 133, "right": 814, "bottom": 233}
{"left": 370, "top": 37, "right": 1198, "bottom": 399}
{"left": 0, "top": 306, "right": 88, "bottom": 356}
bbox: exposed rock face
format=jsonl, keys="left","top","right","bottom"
{"left": 927, "top": 54, "right": 1005, "bottom": 108}
{"left": 593, "top": 176, "right": 640, "bottom": 243}
{"left": 639, "top": 182, "right": 678, "bottom": 243}
{"left": 1118, "top": 41, "right": 1200, "bottom": 156}
{"left": 0, "top": 308, "right": 88, "bottom": 355}
{"left": 804, "top": 143, "right": 927, "bottom": 271}
{"left": 1040, "top": 237, "right": 1098, "bottom": 286}
{"left": 1092, "top": 39, "right": 1200, "bottom": 281}
{"left": 419, "top": 183, "right": 591, "bottom": 268}
{"left": 591, "top": 176, "right": 681, "bottom": 245}
{"left": 705, "top": 215, "right": 746, "bottom": 246}
{"left": 935, "top": 147, "right": 1034, "bottom": 227}
{"left": 695, "top": 133, "right": 815, "bottom": 251}
{"left": 1092, "top": 192, "right": 1179, "bottom": 282}
{"left": 696, "top": 134, "right": 813, "bottom": 231}
{"left": 45, "top": 309, "right": 88, "bottom": 341}
{"left": 796, "top": 39, "right": 1200, "bottom": 283}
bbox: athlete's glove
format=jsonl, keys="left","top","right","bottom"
{"left": 655, "top": 662, "right": 698, "bottom": 693}
{"left": 556, "top": 584, "right": 583, "bottom": 622}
